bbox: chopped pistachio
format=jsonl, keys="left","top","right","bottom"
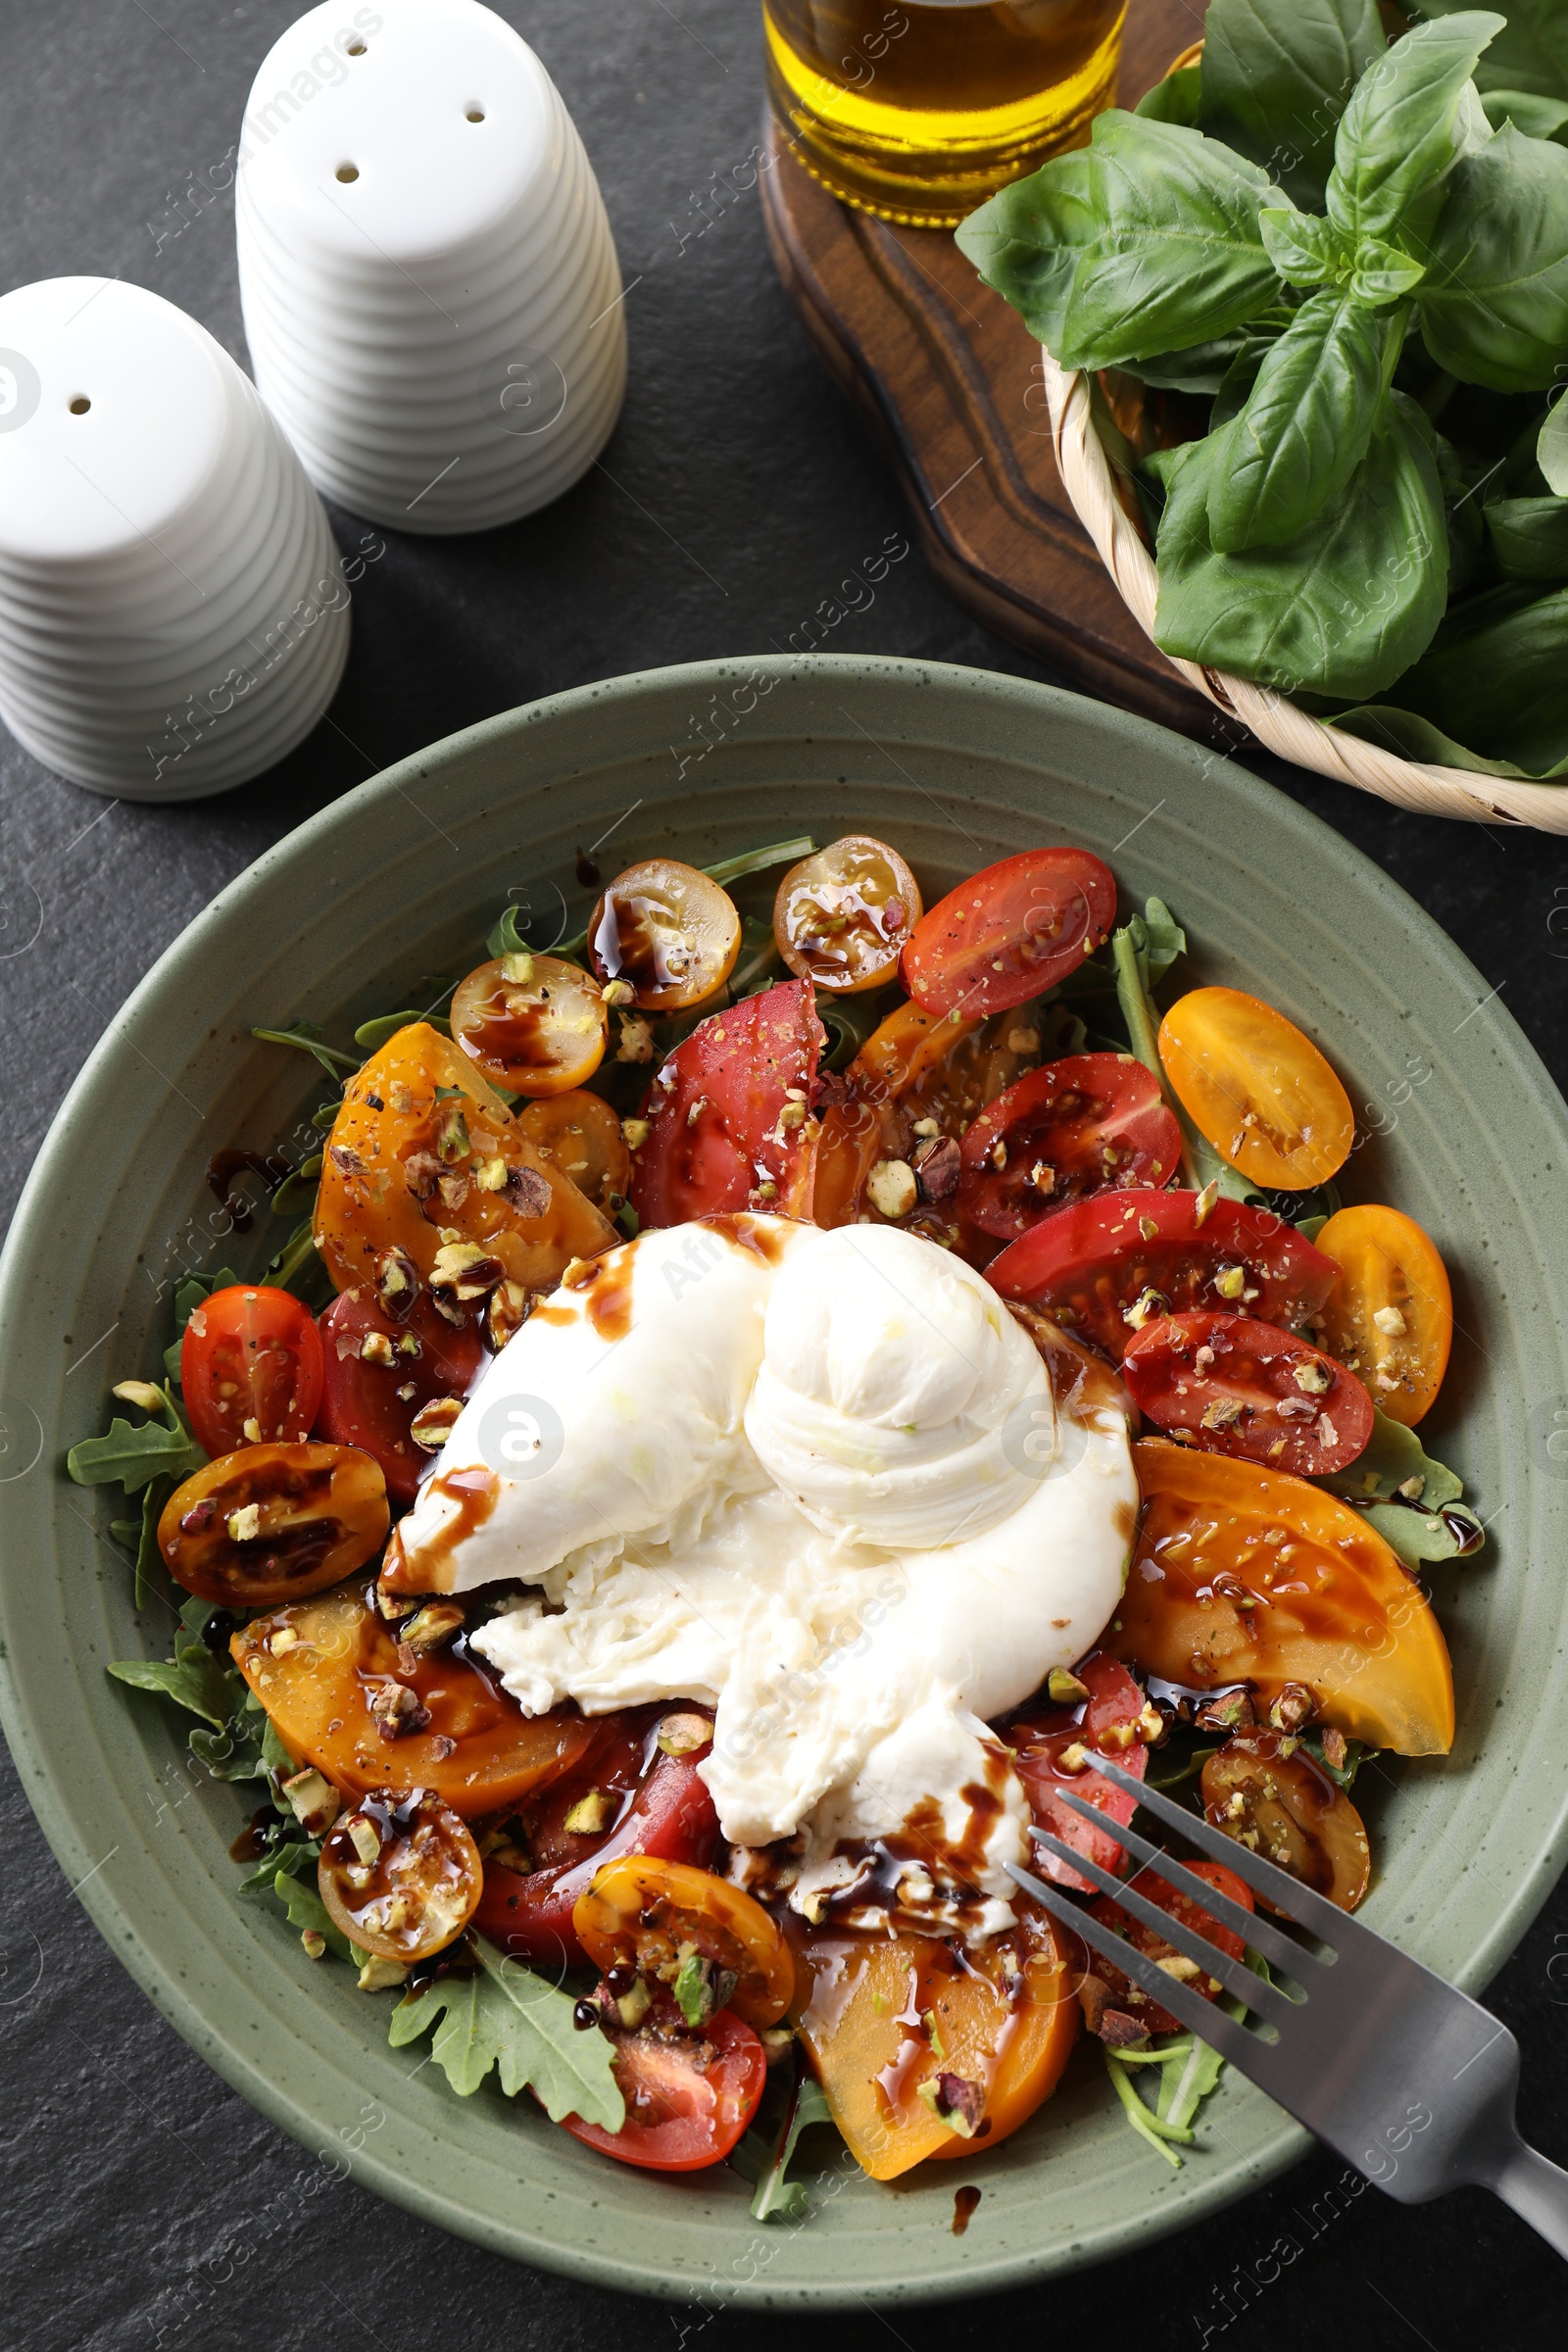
{"left": 1214, "top": 1264, "right": 1246, "bottom": 1299}
{"left": 564, "top": 1788, "right": 615, "bottom": 1836}
{"left": 301, "top": 1928, "right": 328, "bottom": 1960}
{"left": 616, "top": 1977, "right": 653, "bottom": 2030}
{"left": 1372, "top": 1304, "right": 1407, "bottom": 1337}
{"left": 1293, "top": 1357, "right": 1332, "bottom": 1394}
{"left": 281, "top": 1766, "right": 341, "bottom": 1837}
{"left": 399, "top": 1600, "right": 465, "bottom": 1655}
{"left": 1200, "top": 1396, "right": 1245, "bottom": 1429}
{"left": 1122, "top": 1286, "right": 1167, "bottom": 1332}
{"left": 915, "top": 2073, "right": 984, "bottom": 2138}
{"left": 601, "top": 977, "right": 635, "bottom": 1007}
{"left": 360, "top": 1330, "right": 394, "bottom": 1367}
{"left": 346, "top": 1814, "right": 381, "bottom": 1866}
{"left": 656, "top": 1711, "right": 712, "bottom": 1756}
{"left": 616, "top": 1014, "right": 655, "bottom": 1064}
{"left": 1046, "top": 1667, "right": 1090, "bottom": 1704}
{"left": 759, "top": 2026, "right": 795, "bottom": 2066}
{"left": 429, "top": 1240, "right": 503, "bottom": 1300}
{"left": 500, "top": 951, "right": 534, "bottom": 985}
{"left": 1193, "top": 1179, "right": 1219, "bottom": 1228}
{"left": 911, "top": 1117, "right": 940, "bottom": 1139}
{"left": 475, "top": 1154, "right": 509, "bottom": 1192}
{"left": 113, "top": 1379, "right": 167, "bottom": 1413}
{"left": 1396, "top": 1473, "right": 1426, "bottom": 1502}
{"left": 357, "top": 1955, "right": 410, "bottom": 1993}
{"left": 268, "top": 1624, "right": 298, "bottom": 1657}
{"left": 227, "top": 1503, "right": 262, "bottom": 1543}
{"left": 867, "top": 1159, "right": 917, "bottom": 1219}
{"left": 1139, "top": 1216, "right": 1159, "bottom": 1241}
{"left": 242, "top": 1417, "right": 263, "bottom": 1443}
{"left": 409, "top": 1396, "right": 463, "bottom": 1449}
{"left": 621, "top": 1117, "right": 651, "bottom": 1151}
{"left": 1056, "top": 1740, "right": 1090, "bottom": 1773}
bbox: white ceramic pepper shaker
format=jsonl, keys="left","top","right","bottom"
{"left": 0, "top": 276, "right": 350, "bottom": 800}
{"left": 235, "top": 0, "right": 627, "bottom": 534}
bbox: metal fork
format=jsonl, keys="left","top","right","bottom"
{"left": 1007, "top": 1757, "right": 1568, "bottom": 2257}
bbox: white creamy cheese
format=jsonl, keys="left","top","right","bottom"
{"left": 393, "top": 1214, "right": 1137, "bottom": 1935}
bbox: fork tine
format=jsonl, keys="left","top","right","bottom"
{"left": 1004, "top": 1861, "right": 1286, "bottom": 2084}
{"left": 1026, "top": 1827, "right": 1298, "bottom": 2028}
{"left": 1093, "top": 1757, "right": 1352, "bottom": 1945}
{"left": 1038, "top": 1788, "right": 1320, "bottom": 1982}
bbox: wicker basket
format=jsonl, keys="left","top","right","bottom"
{"left": 1044, "top": 350, "right": 1568, "bottom": 832}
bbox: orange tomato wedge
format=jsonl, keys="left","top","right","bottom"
{"left": 1314, "top": 1204, "right": 1452, "bottom": 1427}
{"left": 1158, "top": 987, "right": 1353, "bottom": 1190}
{"left": 573, "top": 1856, "right": 795, "bottom": 2029}
{"left": 1108, "top": 1440, "right": 1454, "bottom": 1755}
{"left": 792, "top": 1912, "right": 1078, "bottom": 2180}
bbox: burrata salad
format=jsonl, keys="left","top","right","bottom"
{"left": 79, "top": 829, "right": 1477, "bottom": 2196}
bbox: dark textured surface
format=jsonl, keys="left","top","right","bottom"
{"left": 2, "top": 3, "right": 1568, "bottom": 2347}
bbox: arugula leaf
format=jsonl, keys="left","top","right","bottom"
{"left": 264, "top": 1216, "right": 327, "bottom": 1302}
{"left": 1149, "top": 389, "right": 1449, "bottom": 699}
{"left": 68, "top": 1390, "right": 204, "bottom": 1494}
{"left": 270, "top": 1866, "right": 359, "bottom": 1964}
{"left": 388, "top": 1936, "right": 623, "bottom": 2127}
{"left": 1300, "top": 1730, "right": 1368, "bottom": 1788}
{"left": 107, "top": 1651, "right": 231, "bottom": 1729}
{"left": 251, "top": 1021, "right": 360, "bottom": 1076}
{"left": 235, "top": 1837, "right": 318, "bottom": 1897}
{"left": 746, "top": 2065, "right": 836, "bottom": 2225}
{"left": 1540, "top": 400, "right": 1568, "bottom": 495}
{"left": 1417, "top": 125, "right": 1568, "bottom": 393}
{"left": 1326, "top": 11, "right": 1505, "bottom": 243}
{"left": 955, "top": 149, "right": 1100, "bottom": 357}
{"left": 1200, "top": 0, "right": 1388, "bottom": 204}
{"left": 1483, "top": 494, "right": 1568, "bottom": 582}
{"left": 1206, "top": 290, "right": 1402, "bottom": 552}
{"left": 1416, "top": 0, "right": 1568, "bottom": 103}
{"left": 1110, "top": 910, "right": 1249, "bottom": 1200}
{"left": 1062, "top": 115, "right": 1284, "bottom": 369}
{"left": 1321, "top": 1406, "right": 1484, "bottom": 1563}
{"left": 164, "top": 1266, "right": 242, "bottom": 1383}
{"left": 270, "top": 1153, "right": 321, "bottom": 1217}
{"left": 704, "top": 837, "right": 816, "bottom": 889}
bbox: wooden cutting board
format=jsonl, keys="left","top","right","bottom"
{"left": 759, "top": 0, "right": 1221, "bottom": 744}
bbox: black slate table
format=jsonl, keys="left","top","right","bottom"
{"left": 4, "top": 5, "right": 1568, "bottom": 2347}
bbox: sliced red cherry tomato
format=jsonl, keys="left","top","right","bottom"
{"left": 1122, "top": 1310, "right": 1373, "bottom": 1474}
{"left": 1005, "top": 1652, "right": 1151, "bottom": 1894}
{"left": 628, "top": 977, "right": 825, "bottom": 1229}
{"left": 958, "top": 1054, "right": 1183, "bottom": 1241}
{"left": 318, "top": 1789, "right": 482, "bottom": 1962}
{"left": 180, "top": 1284, "right": 324, "bottom": 1459}
{"left": 560, "top": 2005, "right": 765, "bottom": 2171}
{"left": 475, "top": 1710, "right": 719, "bottom": 1967}
{"left": 901, "top": 847, "right": 1116, "bottom": 1019}
{"left": 316, "top": 1286, "right": 485, "bottom": 1504}
{"left": 987, "top": 1188, "right": 1342, "bottom": 1362}
{"left": 1088, "top": 1859, "right": 1254, "bottom": 2035}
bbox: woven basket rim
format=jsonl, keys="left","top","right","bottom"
{"left": 1044, "top": 351, "right": 1568, "bottom": 833}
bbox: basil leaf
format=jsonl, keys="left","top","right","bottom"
{"left": 1327, "top": 10, "right": 1505, "bottom": 242}
{"left": 1136, "top": 65, "right": 1203, "bottom": 127}
{"left": 1206, "top": 290, "right": 1402, "bottom": 551}
{"left": 1150, "top": 389, "right": 1448, "bottom": 697}
{"left": 1418, "top": 125, "right": 1568, "bottom": 392}
{"left": 1062, "top": 116, "right": 1284, "bottom": 368}
{"left": 106, "top": 1652, "right": 231, "bottom": 1729}
{"left": 955, "top": 149, "right": 1099, "bottom": 357}
{"left": 1131, "top": 335, "right": 1253, "bottom": 395}
{"left": 1540, "top": 399, "right": 1568, "bottom": 494}
{"left": 1484, "top": 494, "right": 1568, "bottom": 582}
{"left": 1258, "top": 206, "right": 1350, "bottom": 287}
{"left": 1200, "top": 0, "right": 1388, "bottom": 204}
{"left": 389, "top": 1936, "right": 624, "bottom": 2127}
{"left": 1416, "top": 0, "right": 1568, "bottom": 103}
{"left": 1372, "top": 577, "right": 1568, "bottom": 769}
{"left": 1480, "top": 87, "right": 1568, "bottom": 140}
{"left": 1351, "top": 238, "right": 1427, "bottom": 304}
{"left": 1326, "top": 699, "right": 1568, "bottom": 777}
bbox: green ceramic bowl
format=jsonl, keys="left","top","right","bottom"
{"left": 4, "top": 655, "right": 1567, "bottom": 2306}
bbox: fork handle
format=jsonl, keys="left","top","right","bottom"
{"left": 1491, "top": 2136, "right": 1568, "bottom": 2261}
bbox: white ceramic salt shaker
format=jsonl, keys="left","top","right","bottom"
{"left": 235, "top": 0, "right": 627, "bottom": 534}
{"left": 0, "top": 277, "right": 349, "bottom": 799}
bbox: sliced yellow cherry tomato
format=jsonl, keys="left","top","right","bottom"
{"left": 318, "top": 1789, "right": 483, "bottom": 1960}
{"left": 159, "top": 1442, "right": 388, "bottom": 1606}
{"left": 1158, "top": 986, "right": 1354, "bottom": 1190}
{"left": 1201, "top": 1731, "right": 1371, "bottom": 1913}
{"left": 451, "top": 954, "right": 608, "bottom": 1097}
{"left": 573, "top": 1856, "right": 794, "bottom": 2029}
{"left": 791, "top": 1909, "right": 1078, "bottom": 2180}
{"left": 1108, "top": 1440, "right": 1453, "bottom": 1755}
{"left": 773, "top": 834, "right": 922, "bottom": 993}
{"left": 1313, "top": 1204, "right": 1452, "bottom": 1427}
{"left": 518, "top": 1088, "right": 631, "bottom": 1212}
{"left": 588, "top": 858, "right": 741, "bottom": 1013}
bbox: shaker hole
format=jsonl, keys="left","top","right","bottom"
{"left": 69, "top": 397, "right": 91, "bottom": 416}
{"left": 347, "top": 38, "right": 367, "bottom": 54}
{"left": 466, "top": 107, "right": 486, "bottom": 122}
{"left": 336, "top": 163, "right": 360, "bottom": 182}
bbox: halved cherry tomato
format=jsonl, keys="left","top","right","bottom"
{"left": 316, "top": 1287, "right": 484, "bottom": 1505}
{"left": 573, "top": 1857, "right": 794, "bottom": 2029}
{"left": 1202, "top": 1731, "right": 1371, "bottom": 1912}
{"left": 773, "top": 834, "right": 922, "bottom": 992}
{"left": 317, "top": 1023, "right": 614, "bottom": 1298}
{"left": 518, "top": 1090, "right": 631, "bottom": 1213}
{"left": 1158, "top": 988, "right": 1354, "bottom": 1191}
{"left": 589, "top": 858, "right": 741, "bottom": 1013}
{"left": 230, "top": 1586, "right": 597, "bottom": 1815}
{"left": 561, "top": 2006, "right": 765, "bottom": 2171}
{"left": 450, "top": 955, "right": 608, "bottom": 1098}
{"left": 318, "top": 1789, "right": 482, "bottom": 1961}
{"left": 180, "top": 1284, "right": 323, "bottom": 1459}
{"left": 1314, "top": 1204, "right": 1452, "bottom": 1428}
{"left": 159, "top": 1442, "right": 388, "bottom": 1605}
{"left": 902, "top": 847, "right": 1116, "bottom": 1019}
{"left": 1122, "top": 1310, "right": 1373, "bottom": 1474}
{"left": 1088, "top": 1859, "right": 1254, "bottom": 2035}
{"left": 792, "top": 1903, "right": 1078, "bottom": 2180}
{"left": 986, "top": 1188, "right": 1342, "bottom": 1361}
{"left": 958, "top": 1055, "right": 1183, "bottom": 1240}
{"left": 1106, "top": 1440, "right": 1454, "bottom": 1755}
{"left": 628, "top": 978, "right": 824, "bottom": 1229}
{"left": 1004, "top": 1652, "right": 1151, "bottom": 1893}
{"left": 475, "top": 1711, "right": 720, "bottom": 1967}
